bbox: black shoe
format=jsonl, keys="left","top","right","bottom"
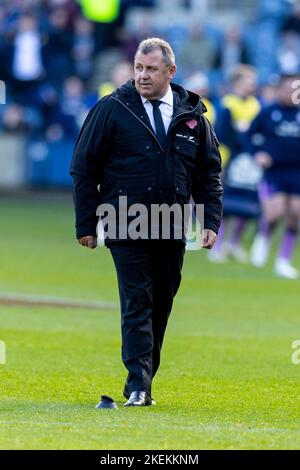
{"left": 123, "top": 385, "right": 156, "bottom": 405}
{"left": 123, "top": 391, "right": 152, "bottom": 407}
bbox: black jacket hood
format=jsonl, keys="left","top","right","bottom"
{"left": 111, "top": 79, "right": 207, "bottom": 117}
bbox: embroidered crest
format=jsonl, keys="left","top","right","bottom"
{"left": 185, "top": 119, "right": 197, "bottom": 129}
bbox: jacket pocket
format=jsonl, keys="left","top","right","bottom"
{"left": 174, "top": 178, "right": 191, "bottom": 198}
{"left": 174, "top": 138, "right": 199, "bottom": 159}
{"left": 116, "top": 180, "right": 155, "bottom": 196}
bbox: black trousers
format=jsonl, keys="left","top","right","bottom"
{"left": 109, "top": 240, "right": 185, "bottom": 396}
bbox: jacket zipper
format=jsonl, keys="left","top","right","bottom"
{"left": 111, "top": 95, "right": 202, "bottom": 195}
{"left": 111, "top": 96, "right": 163, "bottom": 151}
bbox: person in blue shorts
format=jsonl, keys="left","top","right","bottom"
{"left": 249, "top": 73, "right": 300, "bottom": 279}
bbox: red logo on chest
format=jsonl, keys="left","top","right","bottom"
{"left": 185, "top": 119, "right": 197, "bottom": 129}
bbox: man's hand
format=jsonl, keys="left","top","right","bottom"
{"left": 78, "top": 235, "right": 97, "bottom": 249}
{"left": 202, "top": 229, "right": 217, "bottom": 249}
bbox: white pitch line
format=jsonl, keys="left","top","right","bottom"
{"left": 0, "top": 292, "right": 118, "bottom": 310}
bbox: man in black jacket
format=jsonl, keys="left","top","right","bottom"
{"left": 71, "top": 38, "right": 222, "bottom": 407}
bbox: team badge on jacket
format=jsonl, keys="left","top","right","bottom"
{"left": 185, "top": 119, "right": 197, "bottom": 129}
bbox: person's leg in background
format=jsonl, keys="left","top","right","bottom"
{"left": 274, "top": 194, "right": 300, "bottom": 279}
{"left": 208, "top": 216, "right": 249, "bottom": 263}
{"left": 225, "top": 217, "right": 250, "bottom": 263}
{"left": 251, "top": 181, "right": 285, "bottom": 267}
{"left": 207, "top": 217, "right": 227, "bottom": 262}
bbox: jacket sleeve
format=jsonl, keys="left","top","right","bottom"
{"left": 192, "top": 116, "right": 223, "bottom": 234}
{"left": 70, "top": 96, "right": 114, "bottom": 239}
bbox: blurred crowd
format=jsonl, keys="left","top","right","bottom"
{"left": 1, "top": 0, "right": 300, "bottom": 278}
{"left": 1, "top": 0, "right": 300, "bottom": 141}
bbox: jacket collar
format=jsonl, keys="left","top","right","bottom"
{"left": 140, "top": 85, "right": 173, "bottom": 109}
{"left": 112, "top": 79, "right": 207, "bottom": 119}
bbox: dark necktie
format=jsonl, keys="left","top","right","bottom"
{"left": 150, "top": 99, "right": 167, "bottom": 148}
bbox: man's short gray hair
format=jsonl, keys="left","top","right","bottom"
{"left": 135, "top": 38, "right": 176, "bottom": 67}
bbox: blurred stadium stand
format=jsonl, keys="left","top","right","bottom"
{"left": 0, "top": 0, "right": 298, "bottom": 188}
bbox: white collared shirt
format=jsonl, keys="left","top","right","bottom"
{"left": 140, "top": 86, "right": 173, "bottom": 134}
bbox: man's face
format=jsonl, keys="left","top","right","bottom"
{"left": 235, "top": 74, "right": 256, "bottom": 98}
{"left": 134, "top": 49, "right": 176, "bottom": 100}
{"left": 278, "top": 78, "right": 299, "bottom": 107}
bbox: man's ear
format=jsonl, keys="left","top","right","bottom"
{"left": 169, "top": 64, "right": 177, "bottom": 80}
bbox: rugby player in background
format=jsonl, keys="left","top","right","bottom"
{"left": 249, "top": 73, "right": 300, "bottom": 279}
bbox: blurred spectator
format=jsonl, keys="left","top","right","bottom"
{"left": 220, "top": 65, "right": 260, "bottom": 135}
{"left": 46, "top": 76, "right": 87, "bottom": 142}
{"left": 32, "top": 80, "right": 58, "bottom": 119}
{"left": 111, "top": 60, "right": 133, "bottom": 88}
{"left": 249, "top": 74, "right": 300, "bottom": 279}
{"left": 117, "top": 27, "right": 139, "bottom": 62}
{"left": 277, "top": 32, "right": 300, "bottom": 74}
{"left": 258, "top": 77, "right": 279, "bottom": 106}
{"left": 98, "top": 61, "right": 133, "bottom": 98}
{"left": 0, "top": 0, "right": 299, "bottom": 199}
{"left": 215, "top": 25, "right": 251, "bottom": 80}
{"left": 43, "top": 8, "right": 73, "bottom": 86}
{"left": 0, "top": 6, "right": 8, "bottom": 82}
{"left": 209, "top": 64, "right": 261, "bottom": 263}
{"left": 0, "top": 5, "right": 6, "bottom": 35}
{"left": 183, "top": 72, "right": 216, "bottom": 124}
{"left": 72, "top": 16, "right": 95, "bottom": 82}
{"left": 281, "top": 2, "right": 300, "bottom": 36}
{"left": 1, "top": 103, "right": 43, "bottom": 134}
{"left": 1, "top": 104, "right": 28, "bottom": 133}
{"left": 9, "top": 14, "right": 45, "bottom": 103}
{"left": 44, "top": 0, "right": 80, "bottom": 28}
{"left": 118, "top": 16, "right": 155, "bottom": 62}
{"left": 178, "top": 23, "right": 217, "bottom": 75}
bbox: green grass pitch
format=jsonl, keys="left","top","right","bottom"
{"left": 0, "top": 193, "right": 300, "bottom": 449}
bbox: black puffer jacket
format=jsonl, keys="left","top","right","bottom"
{"left": 70, "top": 80, "right": 223, "bottom": 241}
